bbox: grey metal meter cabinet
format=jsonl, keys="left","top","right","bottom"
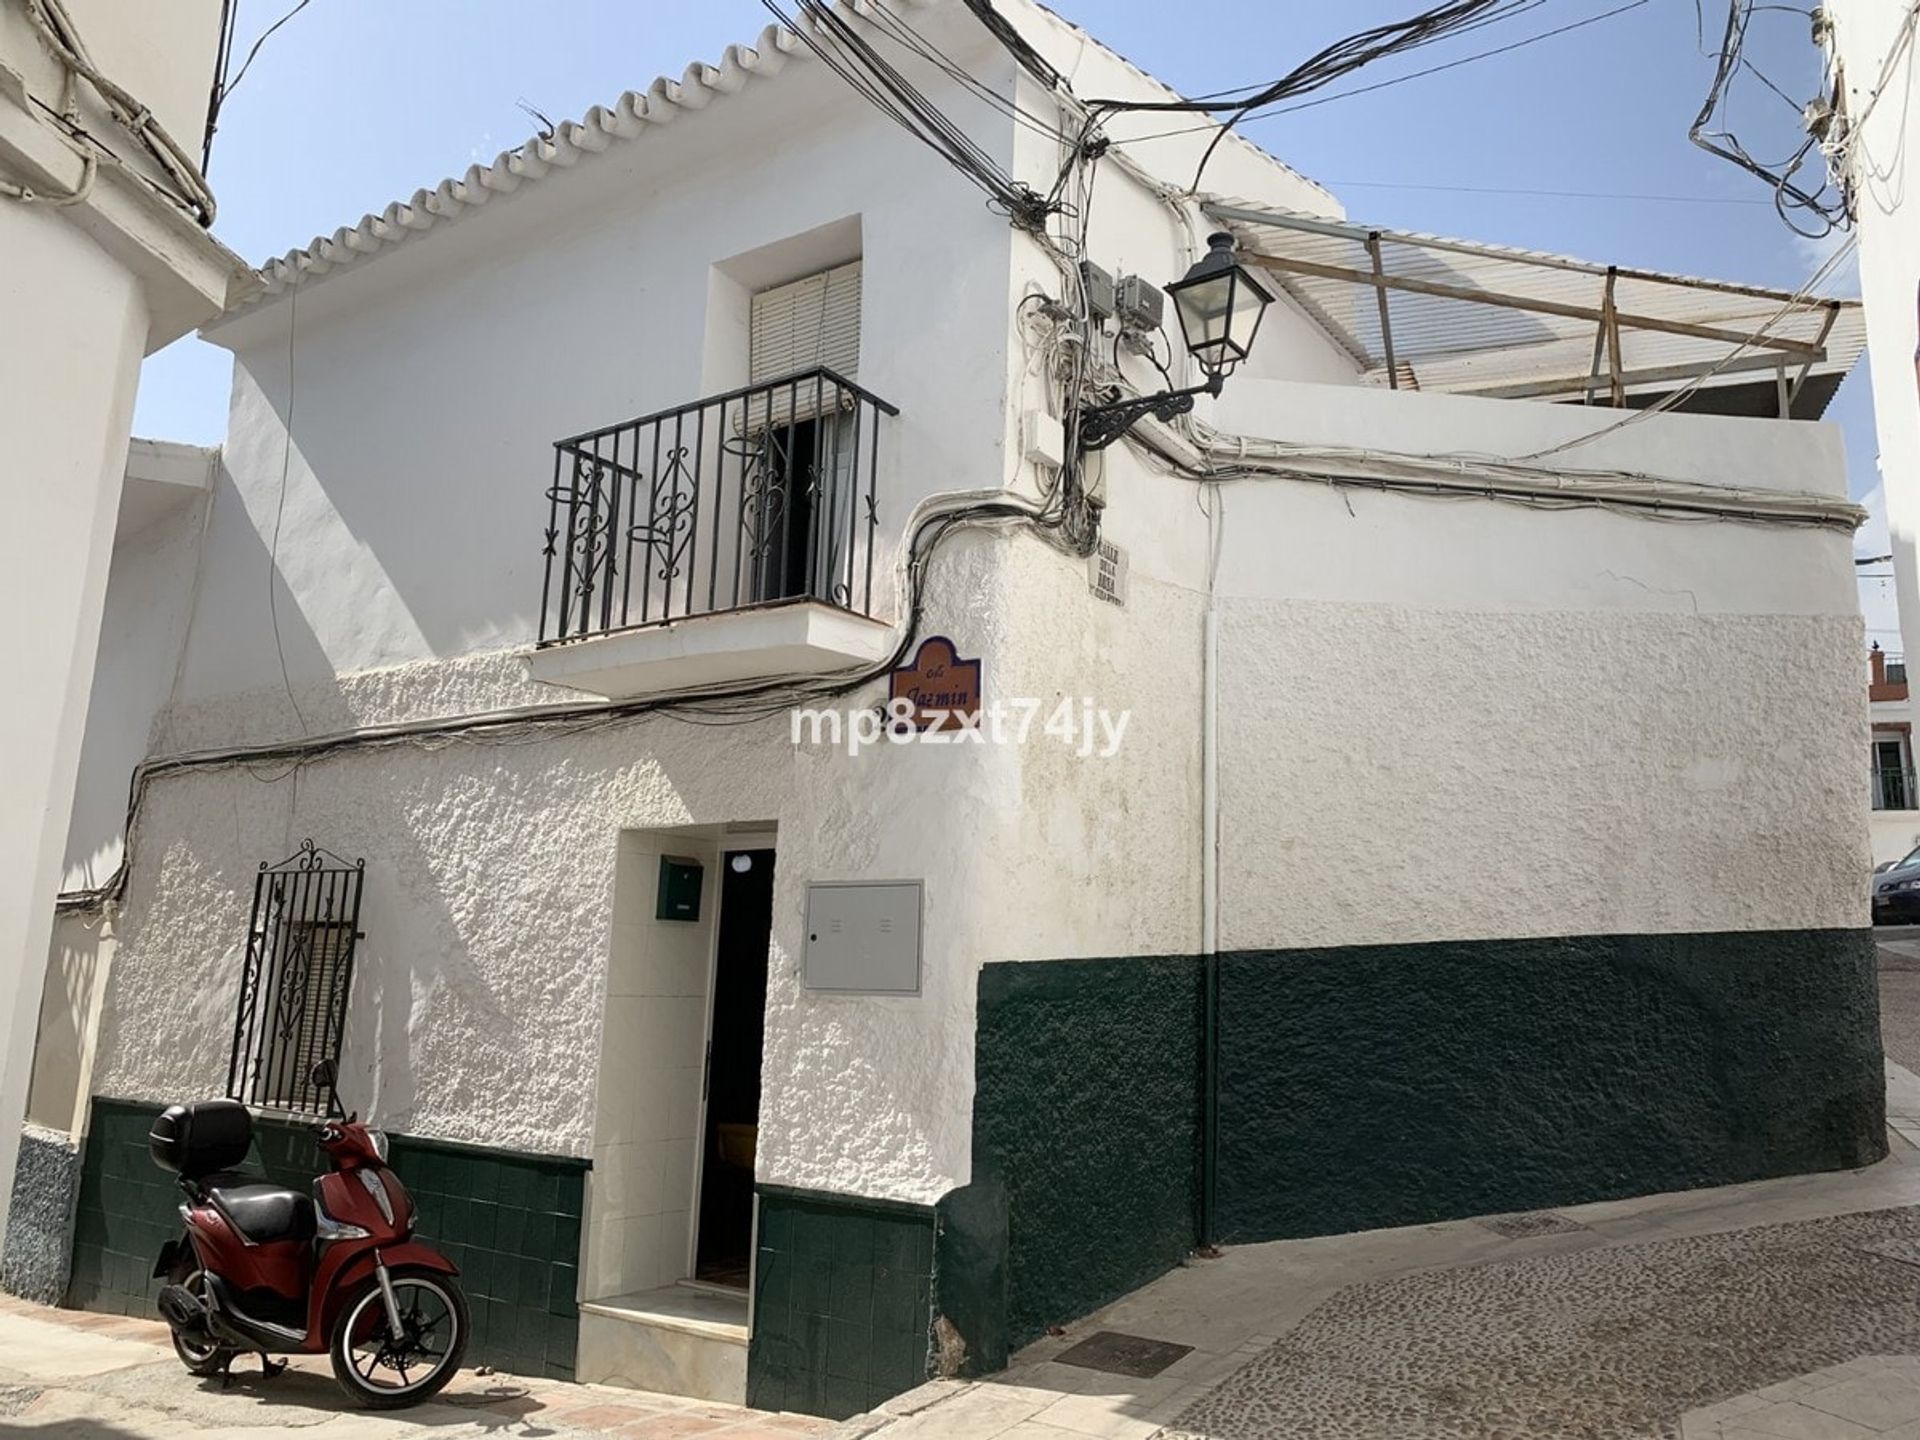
{"left": 804, "top": 880, "right": 923, "bottom": 994}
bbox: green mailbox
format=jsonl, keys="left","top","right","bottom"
{"left": 657, "top": 854, "right": 704, "bottom": 922}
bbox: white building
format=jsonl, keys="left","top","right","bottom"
{"left": 1824, "top": 2, "right": 1920, "bottom": 670}
{"left": 0, "top": 0, "right": 247, "bottom": 1247}
{"left": 1869, "top": 645, "right": 1919, "bottom": 864}
{"left": 1822, "top": 4, "right": 1920, "bottom": 870}
{"left": 5, "top": 0, "right": 1884, "bottom": 1420}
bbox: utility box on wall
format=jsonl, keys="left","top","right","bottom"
{"left": 657, "top": 855, "right": 704, "bottom": 922}
{"left": 804, "top": 881, "right": 923, "bottom": 994}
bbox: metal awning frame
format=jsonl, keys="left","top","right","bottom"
{"left": 1206, "top": 202, "right": 1852, "bottom": 414}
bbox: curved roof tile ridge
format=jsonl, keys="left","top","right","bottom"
{"left": 244, "top": 15, "right": 825, "bottom": 310}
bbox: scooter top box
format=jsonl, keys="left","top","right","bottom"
{"left": 149, "top": 1100, "right": 252, "bottom": 1178}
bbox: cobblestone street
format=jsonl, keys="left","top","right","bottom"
{"left": 839, "top": 938, "right": 1920, "bottom": 1440}
{"left": 1878, "top": 935, "right": 1920, "bottom": 1077}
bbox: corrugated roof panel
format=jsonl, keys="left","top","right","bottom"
{"left": 1206, "top": 199, "right": 1864, "bottom": 414}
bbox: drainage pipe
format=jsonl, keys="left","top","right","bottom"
{"left": 1199, "top": 491, "right": 1222, "bottom": 1248}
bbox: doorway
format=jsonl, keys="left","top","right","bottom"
{"left": 694, "top": 848, "right": 775, "bottom": 1287}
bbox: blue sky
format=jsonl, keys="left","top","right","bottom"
{"left": 141, "top": 0, "right": 1892, "bottom": 637}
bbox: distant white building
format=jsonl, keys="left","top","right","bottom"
{"left": 0, "top": 0, "right": 246, "bottom": 1247}
{"left": 1870, "top": 645, "right": 1920, "bottom": 864}
{"left": 5, "top": 0, "right": 1886, "bottom": 1421}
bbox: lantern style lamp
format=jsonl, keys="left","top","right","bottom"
{"left": 1078, "top": 232, "right": 1274, "bottom": 452}
{"left": 1168, "top": 231, "right": 1275, "bottom": 391}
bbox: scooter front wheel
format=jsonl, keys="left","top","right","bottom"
{"left": 328, "top": 1268, "right": 469, "bottom": 1409}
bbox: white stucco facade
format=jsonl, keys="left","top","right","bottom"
{"left": 0, "top": 0, "right": 241, "bottom": 1242}
{"left": 18, "top": 1, "right": 1878, "bottom": 1401}
{"left": 1826, "top": 2, "right": 1920, "bottom": 672}
{"left": 52, "top": 0, "right": 1867, "bottom": 1183}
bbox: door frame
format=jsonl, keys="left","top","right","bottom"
{"left": 684, "top": 832, "right": 777, "bottom": 1284}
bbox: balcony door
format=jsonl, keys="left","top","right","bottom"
{"left": 1879, "top": 737, "right": 1912, "bottom": 811}
{"left": 746, "top": 262, "right": 861, "bottom": 608}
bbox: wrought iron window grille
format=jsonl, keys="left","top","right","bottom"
{"left": 226, "top": 840, "right": 367, "bottom": 1117}
{"left": 540, "top": 366, "right": 898, "bottom": 643}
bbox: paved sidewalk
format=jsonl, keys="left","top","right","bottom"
{"left": 840, "top": 1059, "right": 1920, "bottom": 1440}
{"left": 0, "top": 1293, "right": 826, "bottom": 1439}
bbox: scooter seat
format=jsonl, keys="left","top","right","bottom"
{"left": 202, "top": 1172, "right": 316, "bottom": 1246}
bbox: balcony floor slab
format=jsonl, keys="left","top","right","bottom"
{"left": 526, "top": 600, "right": 895, "bottom": 700}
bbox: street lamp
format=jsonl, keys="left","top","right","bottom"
{"left": 1077, "top": 232, "right": 1274, "bottom": 452}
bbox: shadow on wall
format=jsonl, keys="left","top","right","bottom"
{"left": 25, "top": 917, "right": 109, "bottom": 1132}
{"left": 167, "top": 452, "right": 339, "bottom": 738}
{"left": 217, "top": 277, "right": 549, "bottom": 677}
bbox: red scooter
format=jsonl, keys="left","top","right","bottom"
{"left": 148, "top": 1060, "right": 468, "bottom": 1408}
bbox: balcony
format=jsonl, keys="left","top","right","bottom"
{"left": 1875, "top": 767, "right": 1917, "bottom": 813}
{"left": 528, "top": 369, "right": 899, "bottom": 699}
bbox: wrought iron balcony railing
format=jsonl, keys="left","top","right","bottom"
{"left": 540, "top": 368, "right": 897, "bottom": 644}
{"left": 1875, "top": 766, "right": 1918, "bottom": 812}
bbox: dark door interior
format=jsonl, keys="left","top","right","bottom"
{"left": 1879, "top": 738, "right": 1910, "bottom": 810}
{"left": 695, "top": 848, "right": 775, "bottom": 1287}
{"left": 752, "top": 421, "right": 819, "bottom": 604}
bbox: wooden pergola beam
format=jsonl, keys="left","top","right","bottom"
{"left": 1241, "top": 250, "right": 1827, "bottom": 361}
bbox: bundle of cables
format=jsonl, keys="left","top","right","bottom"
{"left": 1080, "top": 0, "right": 1535, "bottom": 191}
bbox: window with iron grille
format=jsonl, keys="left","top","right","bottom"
{"left": 227, "top": 840, "right": 366, "bottom": 1116}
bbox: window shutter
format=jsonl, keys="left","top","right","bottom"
{"left": 750, "top": 261, "right": 862, "bottom": 384}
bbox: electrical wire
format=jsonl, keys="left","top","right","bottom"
{"left": 15, "top": 0, "right": 217, "bottom": 224}
{"left": 217, "top": 0, "right": 314, "bottom": 105}
{"left": 864, "top": 0, "right": 1073, "bottom": 144}
{"left": 56, "top": 491, "right": 1070, "bottom": 914}
{"left": 1825, "top": 0, "right": 1920, "bottom": 220}
{"left": 957, "top": 0, "right": 1062, "bottom": 93}
{"left": 1113, "top": 1, "right": 1650, "bottom": 146}
{"left": 1074, "top": 0, "right": 1545, "bottom": 191}
{"left": 268, "top": 285, "right": 310, "bottom": 736}
{"left": 1318, "top": 178, "right": 1773, "bottom": 206}
{"left": 1690, "top": 0, "right": 1851, "bottom": 236}
{"left": 201, "top": 0, "right": 238, "bottom": 171}
{"left": 1505, "top": 229, "right": 1859, "bottom": 460}
{"left": 762, "top": 0, "right": 1055, "bottom": 227}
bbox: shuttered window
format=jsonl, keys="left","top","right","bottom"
{"left": 750, "top": 261, "right": 862, "bottom": 384}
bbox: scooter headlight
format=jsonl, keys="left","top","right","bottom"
{"left": 366, "top": 1128, "right": 390, "bottom": 1162}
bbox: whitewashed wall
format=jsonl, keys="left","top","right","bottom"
{"left": 189, "top": 35, "right": 1018, "bottom": 723}
{"left": 75, "top": 0, "right": 1869, "bottom": 1221}
{"left": 0, "top": 0, "right": 232, "bottom": 1245}
{"left": 1208, "top": 381, "right": 1867, "bottom": 949}
{"left": 87, "top": 4, "right": 1231, "bottom": 1204}
{"left": 1827, "top": 0, "right": 1920, "bottom": 672}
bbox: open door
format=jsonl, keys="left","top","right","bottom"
{"left": 694, "top": 848, "right": 774, "bottom": 1287}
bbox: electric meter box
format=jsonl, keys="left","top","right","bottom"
{"left": 656, "top": 854, "right": 705, "bottom": 922}
{"left": 804, "top": 880, "right": 923, "bottom": 994}
{"left": 1117, "top": 274, "right": 1164, "bottom": 331}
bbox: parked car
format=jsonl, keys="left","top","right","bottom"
{"left": 1875, "top": 847, "right": 1920, "bottom": 923}
{"left": 1878, "top": 844, "right": 1920, "bottom": 875}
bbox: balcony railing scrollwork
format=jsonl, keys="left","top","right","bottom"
{"left": 540, "top": 367, "right": 897, "bottom": 643}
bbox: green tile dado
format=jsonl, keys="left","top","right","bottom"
{"left": 748, "top": 1186, "right": 936, "bottom": 1420}
{"left": 67, "top": 1099, "right": 588, "bottom": 1380}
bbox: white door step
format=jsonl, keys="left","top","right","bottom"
{"left": 576, "top": 1283, "right": 750, "bottom": 1404}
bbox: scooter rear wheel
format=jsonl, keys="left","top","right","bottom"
{"left": 328, "top": 1268, "right": 469, "bottom": 1409}
{"left": 166, "top": 1265, "right": 234, "bottom": 1377}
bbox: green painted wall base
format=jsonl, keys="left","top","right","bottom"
{"left": 962, "top": 927, "right": 1884, "bottom": 1364}
{"left": 1216, "top": 927, "right": 1886, "bottom": 1242}
{"left": 747, "top": 1186, "right": 935, "bottom": 1420}
{"left": 970, "top": 955, "right": 1203, "bottom": 1355}
{"left": 67, "top": 1099, "right": 587, "bottom": 1379}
